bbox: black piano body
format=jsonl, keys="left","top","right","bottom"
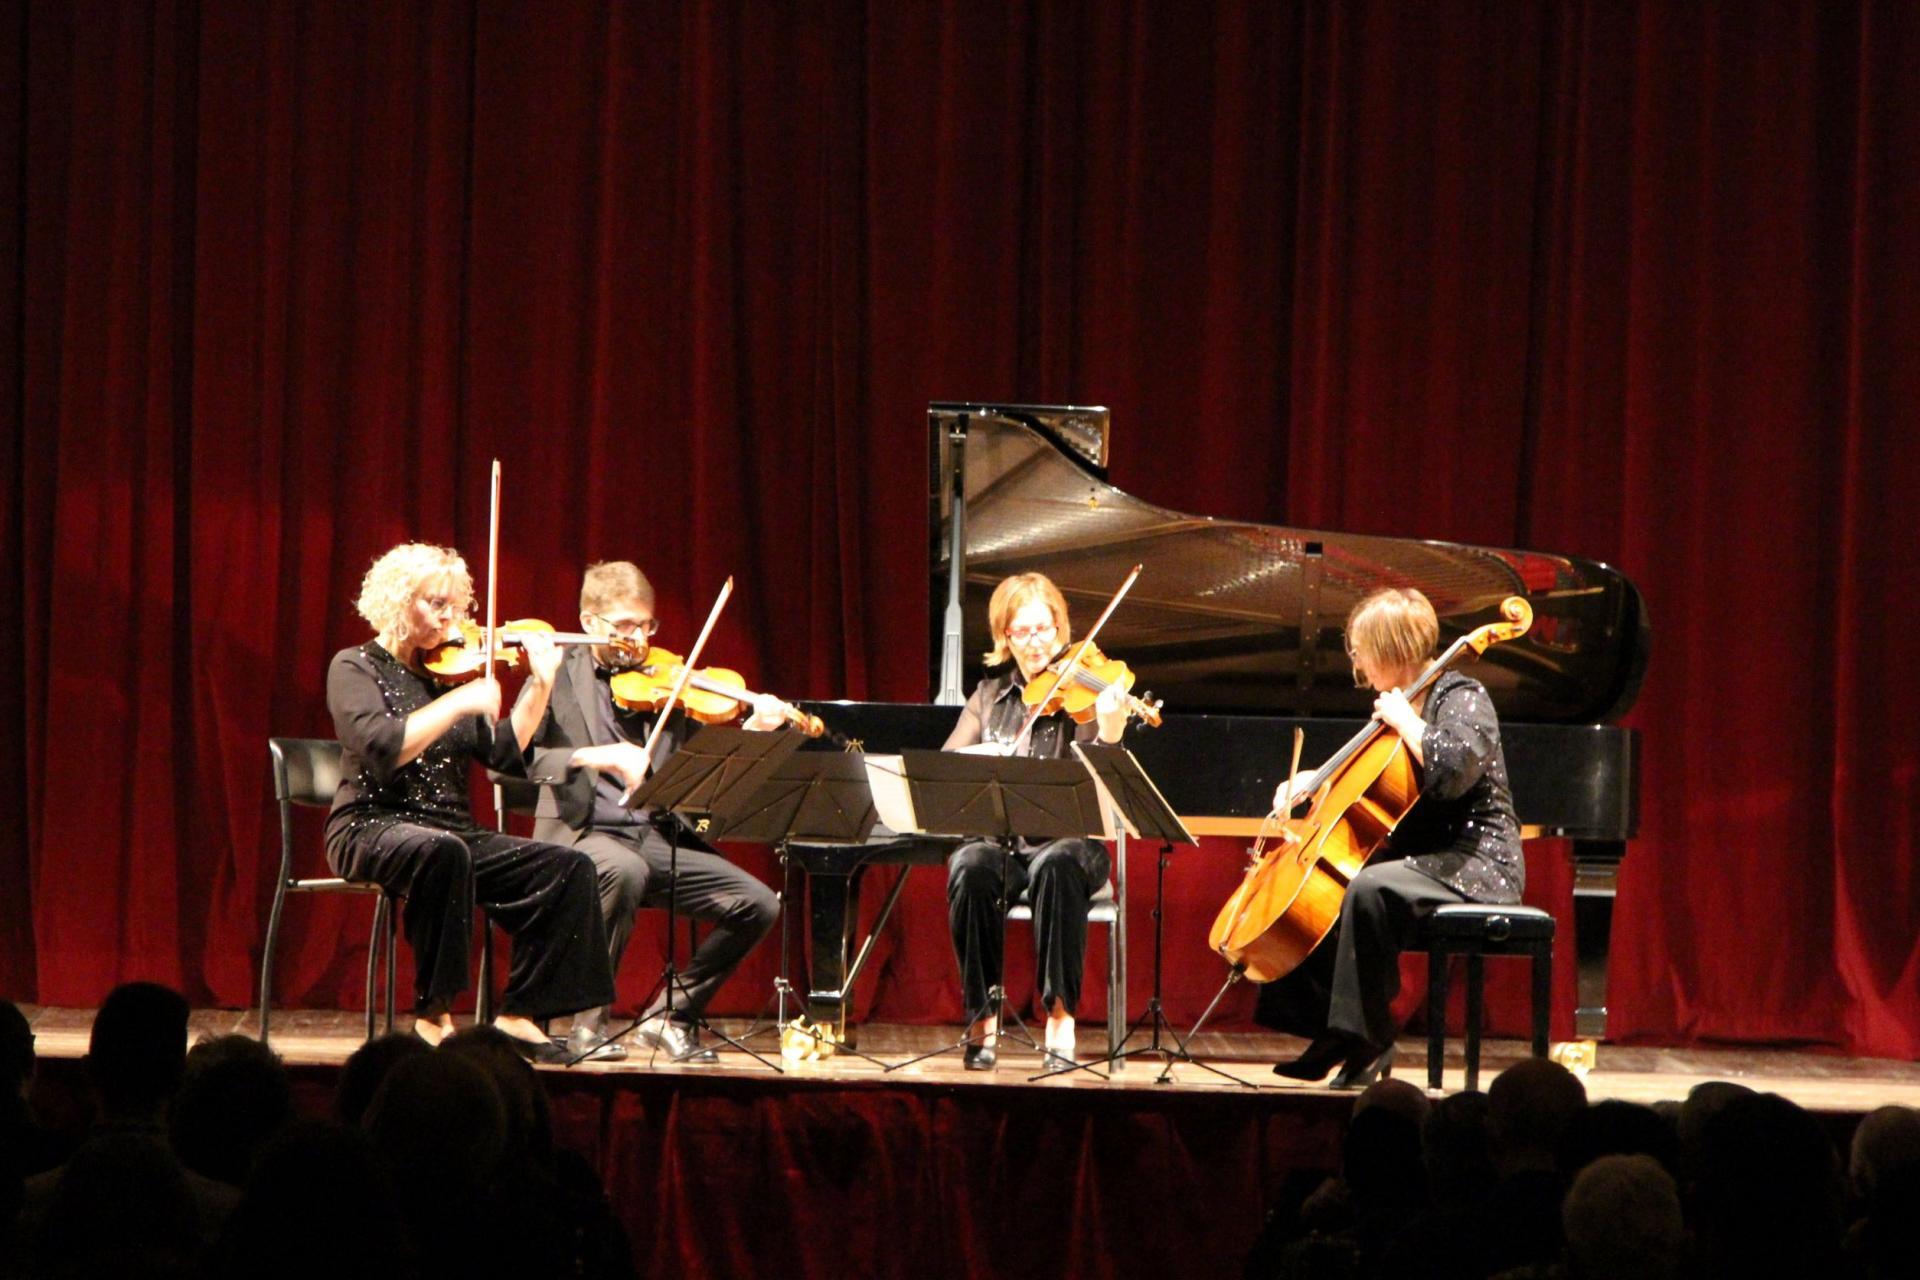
{"left": 789, "top": 403, "right": 1646, "bottom": 1041}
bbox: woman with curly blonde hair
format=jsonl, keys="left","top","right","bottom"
{"left": 325, "top": 542, "right": 611, "bottom": 1061}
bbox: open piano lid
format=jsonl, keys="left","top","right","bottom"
{"left": 928, "top": 401, "right": 1650, "bottom": 725}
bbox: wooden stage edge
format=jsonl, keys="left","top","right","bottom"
{"left": 19, "top": 1006, "right": 1920, "bottom": 1116}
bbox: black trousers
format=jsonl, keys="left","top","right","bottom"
{"left": 327, "top": 819, "right": 613, "bottom": 1021}
{"left": 570, "top": 824, "right": 779, "bottom": 1023}
{"left": 1326, "top": 860, "right": 1467, "bottom": 1047}
{"left": 946, "top": 838, "right": 1110, "bottom": 1018}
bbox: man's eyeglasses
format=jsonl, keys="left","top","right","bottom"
{"left": 1006, "top": 623, "right": 1058, "bottom": 644}
{"left": 590, "top": 613, "right": 659, "bottom": 639}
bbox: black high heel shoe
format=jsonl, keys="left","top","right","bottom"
{"left": 1329, "top": 1041, "right": 1395, "bottom": 1090}
{"left": 1271, "top": 1031, "right": 1358, "bottom": 1081}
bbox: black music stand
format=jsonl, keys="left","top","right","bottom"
{"left": 706, "top": 747, "right": 897, "bottom": 1068}
{"left": 1052, "top": 745, "right": 1254, "bottom": 1087}
{"left": 589, "top": 724, "right": 801, "bottom": 1072}
{"left": 884, "top": 749, "right": 1109, "bottom": 1073}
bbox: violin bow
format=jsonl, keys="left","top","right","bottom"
{"left": 1008, "top": 563, "right": 1142, "bottom": 755}
{"left": 622, "top": 575, "right": 735, "bottom": 805}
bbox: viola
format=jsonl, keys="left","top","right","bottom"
{"left": 1020, "top": 641, "right": 1164, "bottom": 728}
{"left": 609, "top": 646, "right": 826, "bottom": 738}
{"left": 417, "top": 619, "right": 637, "bottom": 683}
{"left": 1206, "top": 597, "right": 1533, "bottom": 982}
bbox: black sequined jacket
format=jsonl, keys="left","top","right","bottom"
{"left": 323, "top": 642, "right": 527, "bottom": 840}
{"left": 1387, "top": 670, "right": 1525, "bottom": 904}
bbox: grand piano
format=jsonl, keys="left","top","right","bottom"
{"left": 793, "top": 402, "right": 1646, "bottom": 1042}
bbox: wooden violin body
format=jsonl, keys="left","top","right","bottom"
{"left": 1020, "top": 641, "right": 1164, "bottom": 727}
{"left": 609, "top": 646, "right": 826, "bottom": 737}
{"left": 417, "top": 619, "right": 633, "bottom": 683}
{"left": 1208, "top": 596, "right": 1534, "bottom": 982}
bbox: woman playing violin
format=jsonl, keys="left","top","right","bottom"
{"left": 942, "top": 572, "right": 1131, "bottom": 1069}
{"left": 1269, "top": 587, "right": 1523, "bottom": 1088}
{"left": 325, "top": 543, "right": 612, "bottom": 1061}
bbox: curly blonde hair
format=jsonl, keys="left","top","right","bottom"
{"left": 983, "top": 572, "right": 1072, "bottom": 665}
{"left": 354, "top": 543, "right": 472, "bottom": 640}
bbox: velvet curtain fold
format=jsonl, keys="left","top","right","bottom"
{"left": 4, "top": 0, "right": 1915, "bottom": 1058}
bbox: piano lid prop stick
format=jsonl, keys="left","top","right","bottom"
{"left": 622, "top": 576, "right": 734, "bottom": 806}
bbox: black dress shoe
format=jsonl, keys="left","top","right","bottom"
{"left": 963, "top": 1041, "right": 997, "bottom": 1071}
{"left": 1271, "top": 1031, "right": 1357, "bottom": 1081}
{"left": 1329, "top": 1042, "right": 1395, "bottom": 1090}
{"left": 508, "top": 1035, "right": 573, "bottom": 1066}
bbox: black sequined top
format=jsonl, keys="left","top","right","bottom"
{"left": 324, "top": 642, "right": 526, "bottom": 843}
{"left": 1388, "top": 670, "right": 1525, "bottom": 903}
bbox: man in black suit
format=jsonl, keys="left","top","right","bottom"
{"left": 527, "top": 561, "right": 782, "bottom": 1062}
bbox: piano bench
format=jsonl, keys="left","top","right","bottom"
{"left": 1414, "top": 904, "right": 1554, "bottom": 1093}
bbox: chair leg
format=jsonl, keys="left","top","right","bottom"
{"left": 1531, "top": 943, "right": 1552, "bottom": 1059}
{"left": 364, "top": 897, "right": 384, "bottom": 1043}
{"left": 1464, "top": 953, "right": 1486, "bottom": 1092}
{"left": 383, "top": 895, "right": 398, "bottom": 1034}
{"left": 476, "top": 922, "right": 494, "bottom": 1025}
{"left": 259, "top": 880, "right": 290, "bottom": 1047}
{"left": 1427, "top": 947, "right": 1449, "bottom": 1091}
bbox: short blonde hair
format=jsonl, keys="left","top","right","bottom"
{"left": 355, "top": 543, "right": 471, "bottom": 639}
{"left": 1345, "top": 588, "right": 1438, "bottom": 673}
{"left": 984, "top": 572, "right": 1072, "bottom": 665}
{"left": 580, "top": 561, "right": 655, "bottom": 616}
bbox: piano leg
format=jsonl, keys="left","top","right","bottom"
{"left": 804, "top": 861, "right": 867, "bottom": 1042}
{"left": 1570, "top": 840, "right": 1625, "bottom": 1040}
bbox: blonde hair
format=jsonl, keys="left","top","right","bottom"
{"left": 580, "top": 561, "right": 655, "bottom": 616}
{"left": 1345, "top": 588, "right": 1439, "bottom": 674}
{"left": 355, "top": 543, "right": 471, "bottom": 639}
{"left": 984, "top": 572, "right": 1072, "bottom": 665}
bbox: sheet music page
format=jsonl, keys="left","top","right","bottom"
{"left": 862, "top": 754, "right": 920, "bottom": 833}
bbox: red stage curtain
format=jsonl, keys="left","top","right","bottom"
{"left": 3, "top": 1, "right": 1916, "bottom": 1059}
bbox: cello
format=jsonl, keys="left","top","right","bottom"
{"left": 1207, "top": 596, "right": 1533, "bottom": 982}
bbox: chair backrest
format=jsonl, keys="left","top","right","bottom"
{"left": 271, "top": 738, "right": 343, "bottom": 808}
{"left": 493, "top": 775, "right": 542, "bottom": 817}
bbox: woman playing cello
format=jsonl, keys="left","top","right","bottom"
{"left": 325, "top": 543, "right": 612, "bottom": 1061}
{"left": 1269, "top": 587, "right": 1524, "bottom": 1088}
{"left": 943, "top": 572, "right": 1131, "bottom": 1069}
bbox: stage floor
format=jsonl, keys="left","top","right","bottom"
{"left": 20, "top": 1005, "right": 1920, "bottom": 1114}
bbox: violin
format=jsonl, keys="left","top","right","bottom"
{"left": 1207, "top": 597, "right": 1533, "bottom": 982}
{"left": 1020, "top": 641, "right": 1163, "bottom": 728}
{"left": 609, "top": 646, "right": 826, "bottom": 738}
{"left": 417, "top": 619, "right": 638, "bottom": 684}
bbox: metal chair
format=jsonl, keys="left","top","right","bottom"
{"left": 1414, "top": 903, "right": 1554, "bottom": 1091}
{"left": 258, "top": 737, "right": 398, "bottom": 1047}
{"left": 1005, "top": 845, "right": 1127, "bottom": 1061}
